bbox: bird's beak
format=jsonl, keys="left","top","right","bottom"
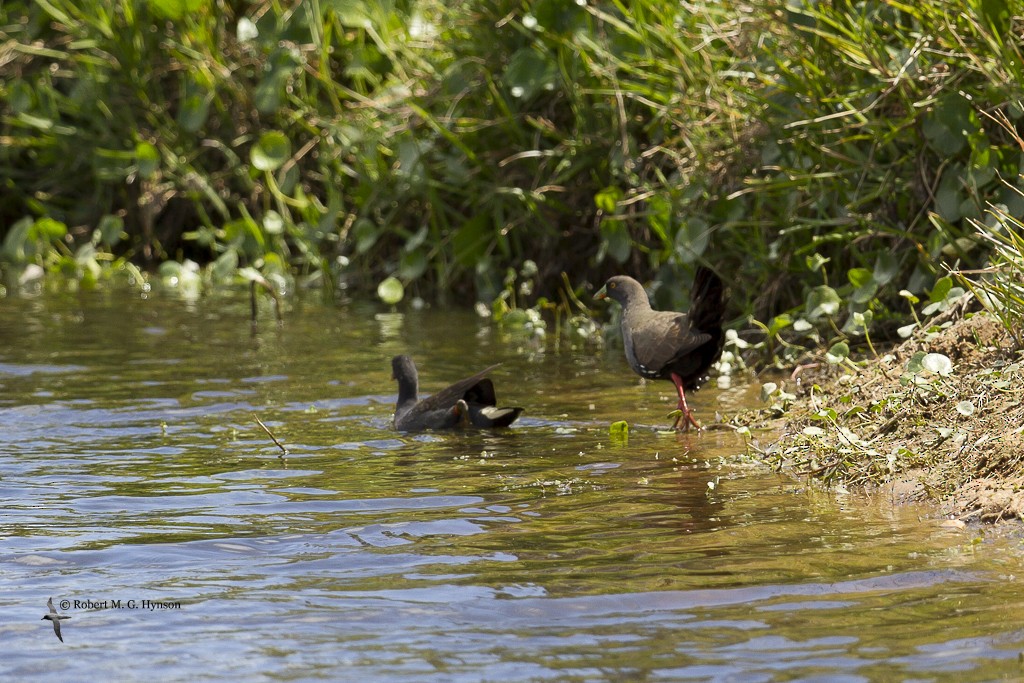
{"left": 594, "top": 285, "right": 607, "bottom": 301}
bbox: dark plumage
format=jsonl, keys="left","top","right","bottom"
{"left": 595, "top": 267, "right": 726, "bottom": 430}
{"left": 42, "top": 597, "right": 69, "bottom": 643}
{"left": 391, "top": 355, "right": 523, "bottom": 431}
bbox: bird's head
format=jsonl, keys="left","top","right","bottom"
{"left": 594, "top": 275, "right": 647, "bottom": 308}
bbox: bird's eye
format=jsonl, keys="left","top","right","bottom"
{"left": 609, "top": 282, "right": 617, "bottom": 289}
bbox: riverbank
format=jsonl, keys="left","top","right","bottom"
{"left": 740, "top": 301, "right": 1024, "bottom": 523}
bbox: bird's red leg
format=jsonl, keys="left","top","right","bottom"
{"left": 670, "top": 372, "right": 702, "bottom": 431}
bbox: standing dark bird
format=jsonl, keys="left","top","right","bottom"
{"left": 42, "top": 597, "right": 70, "bottom": 643}
{"left": 595, "top": 267, "right": 726, "bottom": 431}
{"left": 391, "top": 355, "right": 523, "bottom": 431}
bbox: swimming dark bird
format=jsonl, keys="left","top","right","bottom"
{"left": 391, "top": 355, "right": 523, "bottom": 431}
{"left": 42, "top": 597, "right": 69, "bottom": 643}
{"left": 595, "top": 267, "right": 726, "bottom": 431}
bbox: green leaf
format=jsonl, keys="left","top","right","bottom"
{"left": 805, "top": 253, "right": 830, "bottom": 272}
{"left": 95, "top": 215, "right": 124, "bottom": 247}
{"left": 398, "top": 249, "right": 427, "bottom": 280}
{"left": 135, "top": 142, "right": 160, "bottom": 179}
{"left": 8, "top": 80, "right": 34, "bottom": 114}
{"left": 767, "top": 313, "right": 792, "bottom": 337}
{"left": 149, "top": 0, "right": 204, "bottom": 20}
{"left": 600, "top": 220, "right": 631, "bottom": 263}
{"left": 31, "top": 217, "right": 67, "bottom": 243}
{"left": 956, "top": 400, "right": 976, "bottom": 417}
{"left": 933, "top": 173, "right": 963, "bottom": 222}
{"left": 609, "top": 420, "right": 629, "bottom": 438}
{"left": 211, "top": 249, "right": 238, "bottom": 282}
{"left": 825, "top": 341, "right": 849, "bottom": 365}
{"left": 178, "top": 75, "right": 212, "bottom": 133}
{"left": 922, "top": 94, "right": 974, "bottom": 155}
{"left": 405, "top": 226, "right": 428, "bottom": 252}
{"left": 805, "top": 285, "right": 841, "bottom": 320}
{"left": 254, "top": 48, "right": 301, "bottom": 115}
{"left": 594, "top": 186, "right": 622, "bottom": 213}
{"left": 647, "top": 194, "right": 672, "bottom": 248}
{"left": 929, "top": 276, "right": 952, "bottom": 303}
{"left": 674, "top": 218, "right": 710, "bottom": 264}
{"left": 848, "top": 269, "right": 878, "bottom": 305}
{"left": 899, "top": 289, "right": 920, "bottom": 305}
{"left": 503, "top": 47, "right": 557, "bottom": 100}
{"left": 377, "top": 276, "right": 404, "bottom": 305}
{"left": 852, "top": 309, "right": 873, "bottom": 331}
{"left": 847, "top": 267, "right": 872, "bottom": 289}
{"left": 453, "top": 214, "right": 491, "bottom": 266}
{"left": 353, "top": 219, "right": 381, "bottom": 255}
{"left": 873, "top": 252, "right": 899, "bottom": 285}
{"left": 251, "top": 131, "right": 291, "bottom": 172}
{"left": 906, "top": 351, "right": 927, "bottom": 374}
{"left": 812, "top": 407, "right": 838, "bottom": 421}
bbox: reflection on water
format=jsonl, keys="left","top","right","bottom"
{"left": 1, "top": 291, "right": 1023, "bottom": 681}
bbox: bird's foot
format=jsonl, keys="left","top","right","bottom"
{"left": 667, "top": 409, "right": 702, "bottom": 432}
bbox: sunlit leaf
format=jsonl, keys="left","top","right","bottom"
{"left": 594, "top": 186, "right": 622, "bottom": 213}
{"left": 899, "top": 289, "right": 920, "bottom": 305}
{"left": 31, "top": 217, "right": 67, "bottom": 243}
{"left": 847, "top": 267, "right": 872, "bottom": 289}
{"left": 922, "top": 352, "right": 953, "bottom": 376}
{"left": 237, "top": 17, "right": 259, "bottom": 42}
{"left": 897, "top": 323, "right": 917, "bottom": 338}
{"left": 251, "top": 131, "right": 291, "bottom": 172}
{"left": 609, "top": 420, "right": 629, "bottom": 440}
{"left": 262, "top": 210, "right": 285, "bottom": 235}
{"left": 377, "top": 276, "right": 404, "bottom": 305}
{"left": 149, "top": 0, "right": 205, "bottom": 20}
{"left": 767, "top": 313, "right": 792, "bottom": 337}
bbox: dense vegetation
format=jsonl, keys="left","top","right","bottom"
{"left": 2, "top": 0, "right": 1023, "bottom": 351}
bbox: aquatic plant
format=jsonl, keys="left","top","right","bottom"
{"left": 0, "top": 0, "right": 1022, "bottom": 354}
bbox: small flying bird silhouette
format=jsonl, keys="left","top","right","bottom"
{"left": 42, "top": 598, "right": 70, "bottom": 643}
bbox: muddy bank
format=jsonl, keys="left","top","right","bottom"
{"left": 740, "top": 305, "right": 1024, "bottom": 522}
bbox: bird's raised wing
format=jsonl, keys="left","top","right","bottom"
{"left": 409, "top": 364, "right": 502, "bottom": 415}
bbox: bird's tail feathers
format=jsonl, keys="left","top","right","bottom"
{"left": 689, "top": 266, "right": 726, "bottom": 332}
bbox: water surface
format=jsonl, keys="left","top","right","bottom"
{"left": 2, "top": 290, "right": 1024, "bottom": 681}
